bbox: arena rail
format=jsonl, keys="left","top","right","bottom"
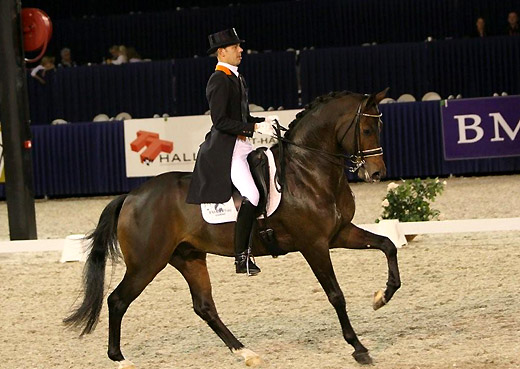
{"left": 1, "top": 218, "right": 519, "bottom": 259}
{"left": 360, "top": 217, "right": 520, "bottom": 248}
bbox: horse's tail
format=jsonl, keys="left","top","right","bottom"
{"left": 63, "top": 194, "right": 127, "bottom": 335}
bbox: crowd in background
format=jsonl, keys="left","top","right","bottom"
{"left": 473, "top": 11, "right": 519, "bottom": 38}
{"left": 29, "top": 8, "right": 519, "bottom": 80}
{"left": 30, "top": 44, "right": 145, "bottom": 83}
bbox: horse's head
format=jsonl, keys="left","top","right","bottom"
{"left": 335, "top": 88, "right": 388, "bottom": 183}
{"left": 283, "top": 88, "right": 389, "bottom": 184}
{"left": 356, "top": 88, "right": 388, "bottom": 182}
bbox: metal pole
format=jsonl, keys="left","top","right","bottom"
{"left": 0, "top": 0, "right": 38, "bottom": 240}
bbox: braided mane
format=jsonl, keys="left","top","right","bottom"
{"left": 284, "top": 90, "right": 354, "bottom": 140}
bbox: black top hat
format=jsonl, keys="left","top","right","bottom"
{"left": 207, "top": 28, "right": 245, "bottom": 55}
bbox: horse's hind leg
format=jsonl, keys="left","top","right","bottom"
{"left": 107, "top": 262, "right": 168, "bottom": 367}
{"left": 332, "top": 223, "right": 401, "bottom": 309}
{"left": 169, "top": 245, "right": 262, "bottom": 367}
{"left": 301, "top": 243, "right": 373, "bottom": 365}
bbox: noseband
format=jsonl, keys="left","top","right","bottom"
{"left": 338, "top": 100, "right": 384, "bottom": 172}
{"left": 271, "top": 96, "right": 383, "bottom": 189}
{"left": 275, "top": 97, "right": 383, "bottom": 170}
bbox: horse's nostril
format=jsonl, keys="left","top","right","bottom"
{"left": 372, "top": 172, "right": 381, "bottom": 181}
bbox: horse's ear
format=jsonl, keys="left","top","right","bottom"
{"left": 375, "top": 87, "right": 390, "bottom": 104}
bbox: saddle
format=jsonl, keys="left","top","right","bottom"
{"left": 200, "top": 148, "right": 285, "bottom": 256}
{"left": 247, "top": 148, "right": 286, "bottom": 257}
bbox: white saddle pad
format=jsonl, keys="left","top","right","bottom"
{"left": 201, "top": 149, "right": 282, "bottom": 224}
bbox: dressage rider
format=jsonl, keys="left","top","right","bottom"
{"left": 186, "top": 28, "right": 277, "bottom": 275}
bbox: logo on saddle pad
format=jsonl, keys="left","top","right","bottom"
{"left": 130, "top": 130, "right": 173, "bottom": 165}
{"left": 202, "top": 198, "right": 238, "bottom": 220}
{"left": 201, "top": 149, "right": 282, "bottom": 224}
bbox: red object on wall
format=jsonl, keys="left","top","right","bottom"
{"left": 21, "top": 8, "right": 52, "bottom": 63}
{"left": 130, "top": 131, "right": 174, "bottom": 163}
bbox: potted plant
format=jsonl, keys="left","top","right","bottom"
{"left": 376, "top": 178, "right": 446, "bottom": 241}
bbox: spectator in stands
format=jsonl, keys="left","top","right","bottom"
{"left": 126, "top": 46, "right": 142, "bottom": 62}
{"left": 506, "top": 11, "right": 519, "bottom": 35}
{"left": 30, "top": 56, "right": 55, "bottom": 84}
{"left": 108, "top": 45, "right": 128, "bottom": 65}
{"left": 472, "top": 17, "right": 487, "bottom": 38}
{"left": 58, "top": 48, "right": 77, "bottom": 67}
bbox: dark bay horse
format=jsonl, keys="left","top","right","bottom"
{"left": 64, "top": 89, "right": 401, "bottom": 368}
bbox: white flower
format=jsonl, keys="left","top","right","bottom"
{"left": 443, "top": 180, "right": 447, "bottom": 186}
{"left": 387, "top": 182, "right": 399, "bottom": 191}
{"left": 435, "top": 178, "right": 440, "bottom": 183}
{"left": 382, "top": 199, "right": 390, "bottom": 207}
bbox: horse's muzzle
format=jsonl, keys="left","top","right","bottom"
{"left": 358, "top": 164, "right": 386, "bottom": 183}
{"left": 371, "top": 171, "right": 382, "bottom": 182}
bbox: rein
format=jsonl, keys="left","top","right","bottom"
{"left": 272, "top": 99, "right": 383, "bottom": 189}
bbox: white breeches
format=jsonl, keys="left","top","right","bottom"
{"left": 231, "top": 139, "right": 260, "bottom": 206}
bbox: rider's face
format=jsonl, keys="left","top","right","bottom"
{"left": 218, "top": 44, "right": 243, "bottom": 66}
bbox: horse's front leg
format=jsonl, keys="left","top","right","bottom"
{"left": 300, "top": 244, "right": 373, "bottom": 365}
{"left": 331, "top": 223, "right": 401, "bottom": 309}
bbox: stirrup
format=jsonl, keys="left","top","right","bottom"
{"left": 235, "top": 249, "right": 261, "bottom": 276}
{"left": 246, "top": 250, "right": 259, "bottom": 276}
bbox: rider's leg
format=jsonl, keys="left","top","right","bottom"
{"left": 231, "top": 139, "right": 261, "bottom": 275}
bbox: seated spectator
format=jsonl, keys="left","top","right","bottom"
{"left": 30, "top": 56, "right": 55, "bottom": 84}
{"left": 58, "top": 48, "right": 77, "bottom": 67}
{"left": 472, "top": 17, "right": 487, "bottom": 37}
{"left": 108, "top": 45, "right": 128, "bottom": 65}
{"left": 507, "top": 11, "right": 519, "bottom": 35}
{"left": 126, "top": 46, "right": 142, "bottom": 62}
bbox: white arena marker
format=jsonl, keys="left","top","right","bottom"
{"left": 398, "top": 218, "right": 520, "bottom": 235}
{"left": 358, "top": 219, "right": 407, "bottom": 248}
{"left": 60, "top": 234, "right": 90, "bottom": 263}
{"left": 0, "top": 218, "right": 518, "bottom": 256}
{"left": 0, "top": 239, "right": 64, "bottom": 253}
{"left": 357, "top": 217, "right": 520, "bottom": 248}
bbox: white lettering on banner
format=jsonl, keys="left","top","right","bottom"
{"left": 489, "top": 113, "right": 520, "bottom": 142}
{"left": 455, "top": 114, "right": 484, "bottom": 144}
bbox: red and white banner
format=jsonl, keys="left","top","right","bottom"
{"left": 124, "top": 110, "right": 301, "bottom": 177}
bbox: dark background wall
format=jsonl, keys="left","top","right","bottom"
{"left": 22, "top": 0, "right": 520, "bottom": 63}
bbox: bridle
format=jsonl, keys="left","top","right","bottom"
{"left": 271, "top": 96, "right": 384, "bottom": 189}
{"left": 274, "top": 98, "right": 383, "bottom": 168}
{"left": 336, "top": 98, "right": 383, "bottom": 172}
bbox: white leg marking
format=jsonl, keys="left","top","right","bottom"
{"left": 117, "top": 359, "right": 136, "bottom": 369}
{"left": 234, "top": 348, "right": 262, "bottom": 367}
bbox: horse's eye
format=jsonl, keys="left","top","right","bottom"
{"left": 363, "top": 129, "right": 371, "bottom": 135}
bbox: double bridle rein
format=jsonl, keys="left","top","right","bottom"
{"left": 271, "top": 97, "right": 383, "bottom": 190}
{"left": 274, "top": 97, "right": 383, "bottom": 165}
{"left": 336, "top": 99, "right": 383, "bottom": 172}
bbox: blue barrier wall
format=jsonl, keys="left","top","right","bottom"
{"left": 300, "top": 36, "right": 520, "bottom": 104}
{"left": 1, "top": 101, "right": 518, "bottom": 199}
{"left": 27, "top": 37, "right": 520, "bottom": 125}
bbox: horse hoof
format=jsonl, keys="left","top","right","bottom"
{"left": 352, "top": 351, "right": 373, "bottom": 365}
{"left": 373, "top": 289, "right": 387, "bottom": 310}
{"left": 117, "top": 360, "right": 136, "bottom": 369}
{"left": 234, "top": 348, "right": 263, "bottom": 367}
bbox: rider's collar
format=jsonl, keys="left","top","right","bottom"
{"left": 216, "top": 62, "right": 239, "bottom": 77}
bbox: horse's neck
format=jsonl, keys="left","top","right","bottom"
{"left": 273, "top": 96, "right": 359, "bottom": 197}
{"left": 271, "top": 141, "right": 347, "bottom": 198}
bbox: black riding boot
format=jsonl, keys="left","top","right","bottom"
{"left": 234, "top": 198, "right": 261, "bottom": 275}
